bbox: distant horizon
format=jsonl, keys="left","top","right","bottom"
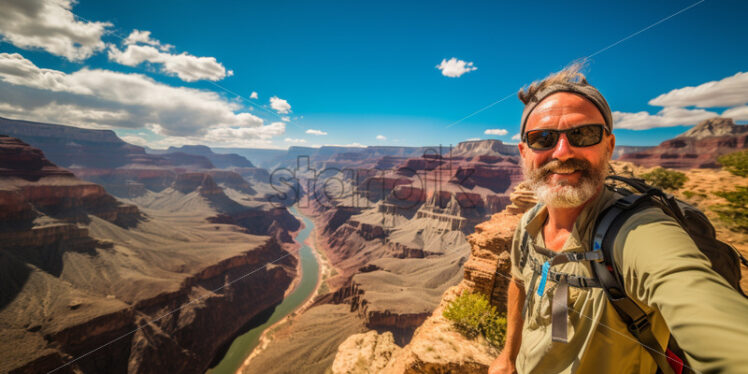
{"left": 4, "top": 114, "right": 745, "bottom": 152}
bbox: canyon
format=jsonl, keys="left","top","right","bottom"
{"left": 0, "top": 119, "right": 301, "bottom": 373}
{"left": 239, "top": 139, "right": 528, "bottom": 373}
{"left": 2, "top": 115, "right": 746, "bottom": 374}
{"left": 619, "top": 117, "right": 748, "bottom": 169}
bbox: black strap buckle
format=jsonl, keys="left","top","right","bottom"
{"left": 628, "top": 315, "right": 651, "bottom": 335}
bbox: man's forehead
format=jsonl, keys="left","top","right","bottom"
{"left": 526, "top": 92, "right": 604, "bottom": 127}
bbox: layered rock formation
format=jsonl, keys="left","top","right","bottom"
{"left": 679, "top": 117, "right": 748, "bottom": 139}
{"left": 0, "top": 135, "right": 301, "bottom": 373}
{"left": 161, "top": 145, "right": 255, "bottom": 169}
{"left": 0, "top": 117, "right": 146, "bottom": 169}
{"left": 447, "top": 139, "right": 519, "bottom": 158}
{"left": 619, "top": 117, "right": 748, "bottom": 169}
{"left": 0, "top": 136, "right": 140, "bottom": 227}
{"left": 240, "top": 140, "right": 523, "bottom": 371}
{"left": 313, "top": 139, "right": 523, "bottom": 289}
{"left": 330, "top": 184, "right": 536, "bottom": 373}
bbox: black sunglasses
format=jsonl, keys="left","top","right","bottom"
{"left": 523, "top": 124, "right": 608, "bottom": 151}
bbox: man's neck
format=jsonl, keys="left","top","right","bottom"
{"left": 543, "top": 186, "right": 603, "bottom": 251}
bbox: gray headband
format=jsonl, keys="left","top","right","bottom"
{"left": 519, "top": 82, "right": 613, "bottom": 137}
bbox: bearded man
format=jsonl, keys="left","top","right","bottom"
{"left": 488, "top": 65, "right": 748, "bottom": 374}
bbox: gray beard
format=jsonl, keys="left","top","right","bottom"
{"left": 522, "top": 156, "right": 609, "bottom": 208}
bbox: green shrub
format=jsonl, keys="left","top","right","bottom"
{"left": 443, "top": 292, "right": 507, "bottom": 348}
{"left": 682, "top": 190, "right": 696, "bottom": 199}
{"left": 718, "top": 150, "right": 748, "bottom": 177}
{"left": 712, "top": 186, "right": 748, "bottom": 232}
{"left": 640, "top": 167, "right": 688, "bottom": 190}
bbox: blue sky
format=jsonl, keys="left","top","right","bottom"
{"left": 1, "top": 0, "right": 747, "bottom": 149}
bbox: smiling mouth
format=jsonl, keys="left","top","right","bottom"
{"left": 550, "top": 167, "right": 578, "bottom": 175}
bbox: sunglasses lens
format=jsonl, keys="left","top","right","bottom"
{"left": 568, "top": 125, "right": 603, "bottom": 147}
{"left": 526, "top": 130, "right": 558, "bottom": 150}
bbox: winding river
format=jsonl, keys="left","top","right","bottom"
{"left": 207, "top": 207, "right": 319, "bottom": 374}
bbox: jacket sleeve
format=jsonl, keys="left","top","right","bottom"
{"left": 613, "top": 209, "right": 748, "bottom": 373}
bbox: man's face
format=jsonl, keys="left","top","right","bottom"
{"left": 518, "top": 92, "right": 615, "bottom": 208}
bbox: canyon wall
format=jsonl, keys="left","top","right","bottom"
{"left": 0, "top": 136, "right": 301, "bottom": 373}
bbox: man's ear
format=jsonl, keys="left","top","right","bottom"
{"left": 606, "top": 132, "right": 616, "bottom": 158}
{"left": 518, "top": 141, "right": 525, "bottom": 156}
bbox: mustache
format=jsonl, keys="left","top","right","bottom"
{"left": 532, "top": 158, "right": 593, "bottom": 180}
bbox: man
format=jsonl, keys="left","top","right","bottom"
{"left": 488, "top": 65, "right": 748, "bottom": 374}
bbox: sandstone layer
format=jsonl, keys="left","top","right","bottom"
{"left": 330, "top": 183, "right": 535, "bottom": 373}
{"left": 618, "top": 117, "right": 747, "bottom": 169}
{"left": 0, "top": 136, "right": 301, "bottom": 373}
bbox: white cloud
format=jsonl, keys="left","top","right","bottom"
{"left": 611, "top": 71, "right": 748, "bottom": 130}
{"left": 722, "top": 105, "right": 748, "bottom": 121}
{"left": 465, "top": 137, "right": 481, "bottom": 141}
{"left": 0, "top": 52, "right": 283, "bottom": 147}
{"left": 306, "top": 129, "right": 327, "bottom": 136}
{"left": 613, "top": 107, "right": 718, "bottom": 130}
{"left": 511, "top": 133, "right": 521, "bottom": 141}
{"left": 250, "top": 91, "right": 258, "bottom": 99}
{"left": 108, "top": 31, "right": 231, "bottom": 82}
{"left": 270, "top": 96, "right": 291, "bottom": 114}
{"left": 0, "top": 0, "right": 111, "bottom": 61}
{"left": 484, "top": 128, "right": 508, "bottom": 136}
{"left": 436, "top": 57, "right": 477, "bottom": 78}
{"left": 123, "top": 29, "right": 172, "bottom": 51}
{"left": 376, "top": 134, "right": 386, "bottom": 140}
{"left": 648, "top": 72, "right": 748, "bottom": 108}
{"left": 284, "top": 138, "right": 307, "bottom": 143}
{"left": 322, "top": 142, "right": 366, "bottom": 148}
{"left": 281, "top": 116, "right": 290, "bottom": 122}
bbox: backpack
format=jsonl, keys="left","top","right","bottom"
{"left": 517, "top": 175, "right": 748, "bottom": 374}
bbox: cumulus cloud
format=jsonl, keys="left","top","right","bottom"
{"left": 613, "top": 107, "right": 718, "bottom": 130}
{"left": 648, "top": 72, "right": 748, "bottom": 108}
{"left": 270, "top": 96, "right": 291, "bottom": 114}
{"left": 376, "top": 134, "right": 386, "bottom": 140}
{"left": 306, "top": 129, "right": 327, "bottom": 136}
{"left": 511, "top": 133, "right": 521, "bottom": 141}
{"left": 613, "top": 71, "right": 748, "bottom": 130}
{"left": 0, "top": 0, "right": 111, "bottom": 61}
{"left": 722, "top": 105, "right": 748, "bottom": 121}
{"left": 123, "top": 29, "right": 172, "bottom": 51}
{"left": 284, "top": 138, "right": 306, "bottom": 143}
{"left": 281, "top": 116, "right": 290, "bottom": 122}
{"left": 0, "top": 52, "right": 283, "bottom": 146}
{"left": 484, "top": 128, "right": 508, "bottom": 136}
{"left": 250, "top": 91, "right": 258, "bottom": 99}
{"left": 436, "top": 57, "right": 477, "bottom": 78}
{"left": 108, "top": 30, "right": 232, "bottom": 82}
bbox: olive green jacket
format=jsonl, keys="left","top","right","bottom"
{"left": 509, "top": 187, "right": 748, "bottom": 373}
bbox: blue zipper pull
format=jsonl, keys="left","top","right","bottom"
{"left": 537, "top": 260, "right": 550, "bottom": 297}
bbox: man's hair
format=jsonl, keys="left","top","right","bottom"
{"left": 517, "top": 61, "right": 613, "bottom": 135}
{"left": 517, "top": 62, "right": 588, "bottom": 105}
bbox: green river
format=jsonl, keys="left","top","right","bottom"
{"left": 207, "top": 207, "right": 319, "bottom": 374}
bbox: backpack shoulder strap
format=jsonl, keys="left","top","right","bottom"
{"left": 519, "top": 203, "right": 544, "bottom": 271}
{"left": 590, "top": 192, "right": 680, "bottom": 374}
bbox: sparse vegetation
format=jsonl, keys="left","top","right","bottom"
{"left": 718, "top": 150, "right": 748, "bottom": 177}
{"left": 640, "top": 167, "right": 688, "bottom": 190}
{"left": 443, "top": 292, "right": 507, "bottom": 348}
{"left": 711, "top": 186, "right": 748, "bottom": 232}
{"left": 682, "top": 190, "right": 707, "bottom": 200}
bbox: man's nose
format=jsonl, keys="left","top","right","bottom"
{"left": 550, "top": 134, "right": 575, "bottom": 161}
